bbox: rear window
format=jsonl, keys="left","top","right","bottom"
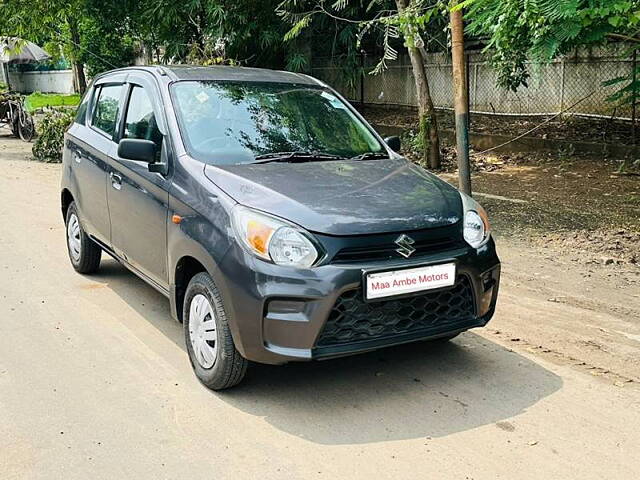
{"left": 92, "top": 85, "right": 123, "bottom": 137}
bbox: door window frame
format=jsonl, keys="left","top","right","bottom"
{"left": 89, "top": 74, "right": 128, "bottom": 142}
{"left": 115, "top": 72, "right": 173, "bottom": 175}
{"left": 118, "top": 85, "right": 162, "bottom": 141}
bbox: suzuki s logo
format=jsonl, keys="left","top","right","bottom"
{"left": 395, "top": 234, "right": 416, "bottom": 258}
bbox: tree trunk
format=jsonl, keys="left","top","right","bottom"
{"left": 67, "top": 17, "right": 87, "bottom": 94}
{"left": 450, "top": 3, "right": 471, "bottom": 194}
{"left": 71, "top": 62, "right": 87, "bottom": 94}
{"left": 395, "top": 0, "right": 441, "bottom": 169}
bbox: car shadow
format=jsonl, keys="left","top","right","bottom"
{"left": 90, "top": 259, "right": 186, "bottom": 349}
{"left": 95, "top": 258, "right": 563, "bottom": 445}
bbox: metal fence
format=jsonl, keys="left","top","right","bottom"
{"left": 311, "top": 44, "right": 637, "bottom": 120}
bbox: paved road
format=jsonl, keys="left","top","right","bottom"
{"left": 1, "top": 142, "right": 638, "bottom": 479}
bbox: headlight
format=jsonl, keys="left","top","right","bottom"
{"left": 231, "top": 206, "right": 320, "bottom": 268}
{"left": 459, "top": 192, "right": 491, "bottom": 248}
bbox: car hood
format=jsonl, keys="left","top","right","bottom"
{"left": 204, "top": 158, "right": 462, "bottom": 235}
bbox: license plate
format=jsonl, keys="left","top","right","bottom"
{"left": 365, "top": 263, "right": 456, "bottom": 300}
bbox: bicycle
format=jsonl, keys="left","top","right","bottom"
{"left": 0, "top": 92, "right": 36, "bottom": 142}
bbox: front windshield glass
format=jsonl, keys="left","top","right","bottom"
{"left": 171, "top": 81, "right": 384, "bottom": 165}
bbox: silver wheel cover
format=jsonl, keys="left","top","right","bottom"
{"left": 188, "top": 294, "right": 218, "bottom": 369}
{"left": 67, "top": 213, "right": 81, "bottom": 262}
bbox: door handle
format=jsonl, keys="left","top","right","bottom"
{"left": 110, "top": 172, "right": 122, "bottom": 190}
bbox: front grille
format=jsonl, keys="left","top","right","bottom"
{"left": 332, "top": 237, "right": 463, "bottom": 264}
{"left": 327, "top": 225, "right": 465, "bottom": 264}
{"left": 316, "top": 276, "right": 476, "bottom": 347}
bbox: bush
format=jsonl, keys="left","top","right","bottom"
{"left": 32, "top": 109, "right": 75, "bottom": 163}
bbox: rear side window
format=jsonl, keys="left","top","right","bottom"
{"left": 92, "top": 85, "right": 123, "bottom": 137}
{"left": 123, "top": 86, "right": 163, "bottom": 152}
{"left": 74, "top": 87, "right": 92, "bottom": 125}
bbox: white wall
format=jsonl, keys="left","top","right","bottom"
{"left": 8, "top": 70, "right": 74, "bottom": 94}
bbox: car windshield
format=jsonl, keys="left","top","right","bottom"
{"left": 171, "top": 81, "right": 384, "bottom": 165}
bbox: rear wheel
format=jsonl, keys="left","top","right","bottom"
{"left": 65, "top": 202, "right": 101, "bottom": 273}
{"left": 18, "top": 115, "right": 35, "bottom": 142}
{"left": 184, "top": 272, "right": 248, "bottom": 390}
{"left": 10, "top": 116, "right": 19, "bottom": 137}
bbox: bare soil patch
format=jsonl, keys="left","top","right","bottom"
{"left": 0, "top": 132, "right": 33, "bottom": 162}
{"left": 360, "top": 104, "right": 640, "bottom": 147}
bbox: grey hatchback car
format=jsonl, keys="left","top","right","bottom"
{"left": 61, "top": 65, "right": 500, "bottom": 389}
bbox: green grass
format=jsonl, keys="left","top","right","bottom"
{"left": 24, "top": 92, "right": 80, "bottom": 113}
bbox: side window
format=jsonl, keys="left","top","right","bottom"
{"left": 92, "top": 84, "right": 123, "bottom": 137}
{"left": 124, "top": 86, "right": 163, "bottom": 155}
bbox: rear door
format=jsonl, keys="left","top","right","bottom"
{"left": 107, "top": 73, "right": 170, "bottom": 290}
{"left": 68, "top": 77, "right": 126, "bottom": 245}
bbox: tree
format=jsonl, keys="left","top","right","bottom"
{"left": 142, "top": 0, "right": 294, "bottom": 69}
{"left": 278, "top": 0, "right": 445, "bottom": 169}
{"left": 81, "top": 1, "right": 141, "bottom": 77}
{"left": 0, "top": 0, "right": 140, "bottom": 93}
{"left": 1, "top": 0, "right": 88, "bottom": 92}
{"left": 462, "top": 0, "right": 640, "bottom": 105}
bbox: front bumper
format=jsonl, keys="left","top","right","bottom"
{"left": 215, "top": 237, "right": 500, "bottom": 365}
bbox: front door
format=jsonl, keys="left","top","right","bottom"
{"left": 107, "top": 81, "right": 169, "bottom": 289}
{"left": 69, "top": 84, "right": 122, "bottom": 244}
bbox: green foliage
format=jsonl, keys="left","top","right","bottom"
{"left": 400, "top": 127, "right": 427, "bottom": 164}
{"left": 417, "top": 113, "right": 431, "bottom": 151}
{"left": 398, "top": 114, "right": 432, "bottom": 164}
{"left": 143, "top": 0, "right": 293, "bottom": 68}
{"left": 24, "top": 93, "right": 81, "bottom": 113}
{"left": 465, "top": 0, "right": 640, "bottom": 97}
{"left": 278, "top": 1, "right": 448, "bottom": 75}
{"left": 79, "top": 8, "right": 138, "bottom": 76}
{"left": 32, "top": 109, "right": 75, "bottom": 163}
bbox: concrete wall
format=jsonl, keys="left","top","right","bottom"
{"left": 8, "top": 70, "right": 74, "bottom": 94}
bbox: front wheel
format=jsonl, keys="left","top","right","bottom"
{"left": 184, "top": 272, "right": 248, "bottom": 390}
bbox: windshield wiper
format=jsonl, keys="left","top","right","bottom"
{"left": 350, "top": 152, "right": 390, "bottom": 161}
{"left": 251, "top": 151, "right": 347, "bottom": 164}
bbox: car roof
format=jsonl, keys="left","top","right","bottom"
{"left": 96, "top": 65, "right": 322, "bottom": 86}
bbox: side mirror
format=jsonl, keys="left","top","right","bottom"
{"left": 118, "top": 138, "right": 156, "bottom": 164}
{"left": 384, "top": 135, "right": 401, "bottom": 152}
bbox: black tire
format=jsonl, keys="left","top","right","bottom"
{"left": 65, "top": 202, "right": 101, "bottom": 274}
{"left": 18, "top": 115, "right": 35, "bottom": 142}
{"left": 10, "top": 116, "right": 19, "bottom": 137}
{"left": 183, "top": 272, "right": 248, "bottom": 390}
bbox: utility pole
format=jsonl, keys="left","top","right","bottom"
{"left": 450, "top": 3, "right": 471, "bottom": 195}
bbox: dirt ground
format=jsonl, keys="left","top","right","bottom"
{"left": 360, "top": 104, "right": 640, "bottom": 147}
{"left": 1, "top": 134, "right": 639, "bottom": 479}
